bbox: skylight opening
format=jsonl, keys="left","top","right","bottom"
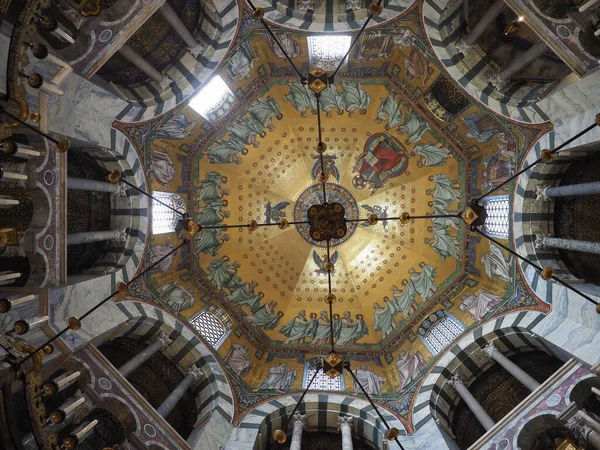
{"left": 307, "top": 35, "right": 352, "bottom": 72}
{"left": 189, "top": 75, "right": 234, "bottom": 121}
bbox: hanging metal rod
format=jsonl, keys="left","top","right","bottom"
{"left": 326, "top": 239, "right": 336, "bottom": 353}
{"left": 315, "top": 93, "right": 328, "bottom": 204}
{"left": 0, "top": 106, "right": 63, "bottom": 146}
{"left": 16, "top": 241, "right": 186, "bottom": 366}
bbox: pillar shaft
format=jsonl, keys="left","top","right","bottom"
{"left": 67, "top": 228, "right": 126, "bottom": 246}
{"left": 290, "top": 413, "right": 306, "bottom": 450}
{"left": 484, "top": 344, "right": 540, "bottom": 391}
{"left": 465, "top": 0, "right": 506, "bottom": 46}
{"left": 118, "top": 335, "right": 170, "bottom": 377}
{"left": 338, "top": 416, "right": 354, "bottom": 450}
{"left": 159, "top": 3, "right": 199, "bottom": 49}
{"left": 118, "top": 44, "right": 164, "bottom": 83}
{"left": 67, "top": 177, "right": 120, "bottom": 194}
{"left": 449, "top": 375, "right": 495, "bottom": 431}
{"left": 0, "top": 271, "right": 21, "bottom": 286}
{"left": 538, "top": 236, "right": 600, "bottom": 255}
{"left": 157, "top": 368, "right": 202, "bottom": 418}
{"left": 546, "top": 181, "right": 600, "bottom": 198}
{"left": 498, "top": 41, "right": 548, "bottom": 81}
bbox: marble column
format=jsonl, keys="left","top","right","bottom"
{"left": 0, "top": 271, "right": 21, "bottom": 286}
{"left": 463, "top": 0, "right": 506, "bottom": 47}
{"left": 0, "top": 167, "right": 27, "bottom": 182}
{"left": 580, "top": 0, "right": 600, "bottom": 12}
{"left": 490, "top": 41, "right": 548, "bottom": 90}
{"left": 67, "top": 227, "right": 127, "bottom": 246}
{"left": 118, "top": 333, "right": 172, "bottom": 377}
{"left": 0, "top": 142, "right": 41, "bottom": 159}
{"left": 67, "top": 177, "right": 125, "bottom": 195}
{"left": 537, "top": 181, "right": 600, "bottom": 199}
{"left": 535, "top": 234, "right": 600, "bottom": 255}
{"left": 338, "top": 415, "right": 354, "bottom": 450}
{"left": 449, "top": 374, "right": 495, "bottom": 431}
{"left": 567, "top": 414, "right": 600, "bottom": 450}
{"left": 117, "top": 44, "right": 173, "bottom": 89}
{"left": 483, "top": 343, "right": 540, "bottom": 391}
{"left": 159, "top": 2, "right": 204, "bottom": 57}
{"left": 0, "top": 195, "right": 19, "bottom": 208}
{"left": 157, "top": 367, "right": 203, "bottom": 418}
{"left": 290, "top": 413, "right": 306, "bottom": 450}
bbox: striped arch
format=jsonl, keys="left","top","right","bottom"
{"left": 411, "top": 310, "right": 547, "bottom": 435}
{"left": 116, "top": 0, "right": 240, "bottom": 123}
{"left": 230, "top": 393, "right": 406, "bottom": 449}
{"left": 421, "top": 0, "right": 549, "bottom": 124}
{"left": 250, "top": 0, "right": 415, "bottom": 32}
{"left": 112, "top": 300, "right": 235, "bottom": 431}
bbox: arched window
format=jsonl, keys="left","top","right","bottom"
{"left": 302, "top": 357, "right": 344, "bottom": 391}
{"left": 189, "top": 305, "right": 233, "bottom": 349}
{"left": 482, "top": 195, "right": 509, "bottom": 239}
{"left": 188, "top": 75, "right": 235, "bottom": 121}
{"left": 151, "top": 192, "right": 185, "bottom": 235}
{"left": 418, "top": 310, "right": 465, "bottom": 355}
{"left": 307, "top": 35, "right": 351, "bottom": 71}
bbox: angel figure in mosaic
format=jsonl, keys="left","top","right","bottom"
{"left": 206, "top": 136, "right": 248, "bottom": 165}
{"left": 396, "top": 350, "right": 427, "bottom": 390}
{"left": 313, "top": 250, "right": 338, "bottom": 275}
{"left": 197, "top": 172, "right": 229, "bottom": 203}
{"left": 375, "top": 92, "right": 405, "bottom": 130}
{"left": 459, "top": 290, "right": 504, "bottom": 321}
{"left": 285, "top": 82, "right": 318, "bottom": 117}
{"left": 463, "top": 114, "right": 500, "bottom": 143}
{"left": 149, "top": 243, "right": 175, "bottom": 272}
{"left": 247, "top": 300, "right": 283, "bottom": 330}
{"left": 149, "top": 149, "right": 176, "bottom": 185}
{"left": 255, "top": 363, "right": 297, "bottom": 393}
{"left": 224, "top": 343, "right": 253, "bottom": 377}
{"left": 412, "top": 143, "right": 451, "bottom": 168}
{"left": 409, "top": 263, "right": 437, "bottom": 302}
{"left": 265, "top": 200, "right": 290, "bottom": 224}
{"left": 342, "top": 82, "right": 371, "bottom": 117}
{"left": 336, "top": 311, "right": 369, "bottom": 346}
{"left": 226, "top": 41, "right": 255, "bottom": 81}
{"left": 428, "top": 198, "right": 461, "bottom": 230}
{"left": 196, "top": 199, "right": 230, "bottom": 226}
{"left": 360, "top": 205, "right": 388, "bottom": 230}
{"left": 264, "top": 34, "right": 301, "bottom": 59}
{"left": 319, "top": 84, "right": 345, "bottom": 117}
{"left": 390, "top": 280, "right": 418, "bottom": 319}
{"left": 426, "top": 173, "right": 460, "bottom": 206}
{"left": 397, "top": 111, "right": 431, "bottom": 144}
{"left": 481, "top": 242, "right": 511, "bottom": 282}
{"left": 195, "top": 229, "right": 229, "bottom": 256}
{"left": 425, "top": 225, "right": 460, "bottom": 260}
{"left": 154, "top": 113, "right": 198, "bottom": 140}
{"left": 230, "top": 117, "right": 266, "bottom": 148}
{"left": 353, "top": 366, "right": 386, "bottom": 395}
{"left": 159, "top": 282, "right": 194, "bottom": 313}
{"left": 227, "top": 279, "right": 263, "bottom": 312}
{"left": 207, "top": 257, "right": 240, "bottom": 290}
{"left": 373, "top": 299, "right": 398, "bottom": 339}
{"left": 311, "top": 154, "right": 340, "bottom": 182}
{"left": 248, "top": 96, "right": 283, "bottom": 132}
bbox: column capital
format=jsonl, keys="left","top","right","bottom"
{"left": 455, "top": 37, "right": 470, "bottom": 55}
{"left": 489, "top": 70, "right": 511, "bottom": 91}
{"left": 534, "top": 233, "right": 550, "bottom": 250}
{"left": 112, "top": 227, "right": 128, "bottom": 244}
{"left": 292, "top": 412, "right": 306, "bottom": 428}
{"left": 186, "top": 366, "right": 204, "bottom": 383}
{"left": 567, "top": 415, "right": 593, "bottom": 441}
{"left": 188, "top": 43, "right": 204, "bottom": 58}
{"left": 535, "top": 184, "right": 552, "bottom": 201}
{"left": 483, "top": 342, "right": 498, "bottom": 359}
{"left": 448, "top": 373, "right": 465, "bottom": 389}
{"left": 159, "top": 73, "right": 174, "bottom": 90}
{"left": 115, "top": 182, "right": 128, "bottom": 197}
{"left": 155, "top": 331, "right": 173, "bottom": 349}
{"left": 338, "top": 415, "right": 353, "bottom": 428}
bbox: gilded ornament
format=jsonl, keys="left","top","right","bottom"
{"left": 324, "top": 262, "right": 335, "bottom": 272}
{"left": 42, "top": 344, "right": 54, "bottom": 354}
{"left": 316, "top": 142, "right": 327, "bottom": 154}
{"left": 13, "top": 320, "right": 29, "bottom": 335}
{"left": 30, "top": 43, "right": 49, "bottom": 59}
{"left": 368, "top": 213, "right": 378, "bottom": 225}
{"left": 540, "top": 267, "right": 555, "bottom": 280}
{"left": 324, "top": 352, "right": 343, "bottom": 378}
{"left": 62, "top": 437, "right": 78, "bottom": 450}
{"left": 108, "top": 169, "right": 121, "bottom": 183}
{"left": 386, "top": 427, "right": 400, "bottom": 440}
{"left": 540, "top": 148, "right": 553, "bottom": 163}
{"left": 42, "top": 382, "right": 57, "bottom": 396}
{"left": 0, "top": 298, "right": 11, "bottom": 313}
{"left": 461, "top": 207, "right": 478, "bottom": 225}
{"left": 596, "top": 112, "right": 600, "bottom": 126}
{"left": 22, "top": 344, "right": 43, "bottom": 372}
{"left": 116, "top": 282, "right": 128, "bottom": 295}
{"left": 27, "top": 73, "right": 43, "bottom": 89}
{"left": 1, "top": 141, "right": 17, "bottom": 156}
{"left": 325, "top": 293, "right": 336, "bottom": 304}
{"left": 368, "top": 2, "right": 383, "bottom": 15}
{"left": 48, "top": 410, "right": 65, "bottom": 424}
{"left": 596, "top": 303, "right": 600, "bottom": 315}
{"left": 399, "top": 212, "right": 410, "bottom": 224}
{"left": 273, "top": 429, "right": 287, "bottom": 444}
{"left": 248, "top": 220, "right": 258, "bottom": 232}
{"left": 67, "top": 317, "right": 81, "bottom": 331}
{"left": 278, "top": 218, "right": 289, "bottom": 229}
{"left": 29, "top": 111, "right": 40, "bottom": 122}
{"left": 308, "top": 68, "right": 329, "bottom": 94}
{"left": 252, "top": 8, "right": 265, "bottom": 19}
{"left": 318, "top": 172, "right": 329, "bottom": 183}
{"left": 56, "top": 136, "right": 69, "bottom": 153}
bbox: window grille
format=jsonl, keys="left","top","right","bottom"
{"left": 189, "top": 305, "right": 232, "bottom": 349}
{"left": 188, "top": 75, "right": 235, "bottom": 121}
{"left": 418, "top": 310, "right": 465, "bottom": 355}
{"left": 482, "top": 195, "right": 509, "bottom": 239}
{"left": 302, "top": 357, "right": 344, "bottom": 391}
{"left": 307, "top": 35, "right": 352, "bottom": 71}
{"left": 151, "top": 192, "right": 185, "bottom": 235}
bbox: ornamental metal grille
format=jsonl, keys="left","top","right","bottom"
{"left": 307, "top": 35, "right": 351, "bottom": 72}
{"left": 151, "top": 192, "right": 185, "bottom": 234}
{"left": 303, "top": 357, "right": 344, "bottom": 390}
{"left": 482, "top": 195, "right": 509, "bottom": 239}
{"left": 424, "top": 318, "right": 464, "bottom": 355}
{"left": 189, "top": 306, "right": 232, "bottom": 349}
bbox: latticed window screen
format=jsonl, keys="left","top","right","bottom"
{"left": 189, "top": 305, "right": 232, "bottom": 349}
{"left": 188, "top": 75, "right": 235, "bottom": 121}
{"left": 307, "top": 35, "right": 351, "bottom": 71}
{"left": 303, "top": 357, "right": 344, "bottom": 390}
{"left": 425, "top": 318, "right": 464, "bottom": 355}
{"left": 482, "top": 195, "right": 509, "bottom": 239}
{"left": 151, "top": 192, "right": 185, "bottom": 235}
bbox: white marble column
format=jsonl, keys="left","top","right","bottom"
{"left": 118, "top": 333, "right": 172, "bottom": 377}
{"left": 290, "top": 413, "right": 306, "bottom": 450}
{"left": 490, "top": 41, "right": 548, "bottom": 90}
{"left": 117, "top": 44, "right": 173, "bottom": 89}
{"left": 0, "top": 141, "right": 41, "bottom": 159}
{"left": 0, "top": 195, "right": 19, "bottom": 208}
{"left": 580, "top": 0, "right": 600, "bottom": 12}
{"left": 463, "top": 0, "right": 506, "bottom": 47}
{"left": 567, "top": 414, "right": 600, "bottom": 450}
{"left": 483, "top": 343, "right": 540, "bottom": 391}
{"left": 535, "top": 234, "right": 600, "bottom": 255}
{"left": 157, "top": 367, "right": 203, "bottom": 418}
{"left": 67, "top": 177, "right": 125, "bottom": 195}
{"left": 0, "top": 271, "right": 21, "bottom": 286}
{"left": 159, "top": 2, "right": 204, "bottom": 57}
{"left": 338, "top": 416, "right": 354, "bottom": 450}
{"left": 449, "top": 374, "right": 495, "bottom": 431}
{"left": 537, "top": 181, "right": 600, "bottom": 199}
{"left": 0, "top": 167, "right": 27, "bottom": 182}
{"left": 67, "top": 227, "right": 127, "bottom": 246}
